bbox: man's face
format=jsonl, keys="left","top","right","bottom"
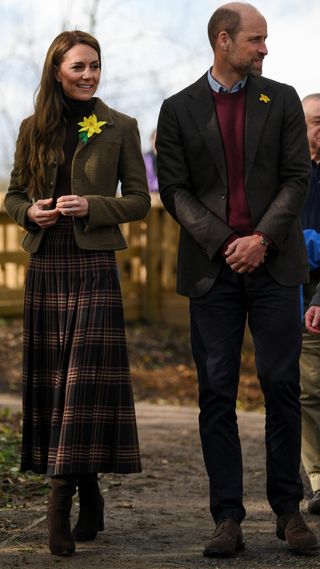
{"left": 303, "top": 99, "right": 320, "bottom": 154}
{"left": 227, "top": 10, "right": 268, "bottom": 77}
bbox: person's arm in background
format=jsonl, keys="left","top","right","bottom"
{"left": 305, "top": 280, "right": 320, "bottom": 334}
{"left": 303, "top": 229, "right": 320, "bottom": 269}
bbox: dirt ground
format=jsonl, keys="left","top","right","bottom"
{"left": 1, "top": 319, "right": 320, "bottom": 568}
{"left": 0, "top": 402, "right": 320, "bottom": 569}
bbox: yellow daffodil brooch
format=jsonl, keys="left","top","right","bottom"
{"left": 78, "top": 114, "right": 107, "bottom": 143}
{"left": 259, "top": 93, "right": 271, "bottom": 104}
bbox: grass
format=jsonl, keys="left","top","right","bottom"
{"left": 0, "top": 408, "right": 48, "bottom": 508}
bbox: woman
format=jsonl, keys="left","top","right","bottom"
{"left": 5, "top": 30, "right": 150, "bottom": 556}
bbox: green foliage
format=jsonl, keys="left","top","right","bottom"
{"left": 0, "top": 408, "right": 48, "bottom": 507}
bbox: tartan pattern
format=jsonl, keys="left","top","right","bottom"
{"left": 21, "top": 217, "right": 141, "bottom": 476}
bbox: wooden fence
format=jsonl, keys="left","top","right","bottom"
{"left": 0, "top": 195, "right": 189, "bottom": 326}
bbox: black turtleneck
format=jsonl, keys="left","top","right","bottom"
{"left": 54, "top": 96, "right": 96, "bottom": 202}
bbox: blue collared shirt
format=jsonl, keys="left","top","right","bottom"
{"left": 207, "top": 69, "right": 247, "bottom": 93}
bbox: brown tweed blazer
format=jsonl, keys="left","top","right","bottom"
{"left": 5, "top": 98, "right": 150, "bottom": 253}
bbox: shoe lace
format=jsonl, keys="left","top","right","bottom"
{"left": 213, "top": 520, "right": 226, "bottom": 536}
{"left": 289, "top": 513, "right": 308, "bottom": 531}
{"left": 213, "top": 518, "right": 235, "bottom": 537}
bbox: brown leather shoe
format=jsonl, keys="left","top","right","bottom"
{"left": 203, "top": 518, "right": 245, "bottom": 557}
{"left": 308, "top": 490, "right": 320, "bottom": 515}
{"left": 276, "top": 512, "right": 319, "bottom": 554}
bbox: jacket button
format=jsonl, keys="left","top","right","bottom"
{"left": 49, "top": 181, "right": 54, "bottom": 187}
{"left": 220, "top": 193, "right": 226, "bottom": 199}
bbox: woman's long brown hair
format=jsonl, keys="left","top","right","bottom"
{"left": 14, "top": 30, "right": 101, "bottom": 200}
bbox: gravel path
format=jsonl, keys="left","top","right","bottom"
{"left": 0, "top": 400, "right": 319, "bottom": 569}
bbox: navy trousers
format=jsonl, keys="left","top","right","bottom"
{"left": 189, "top": 263, "right": 304, "bottom": 523}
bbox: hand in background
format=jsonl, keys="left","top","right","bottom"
{"left": 305, "top": 306, "right": 320, "bottom": 335}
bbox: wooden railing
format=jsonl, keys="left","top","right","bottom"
{"left": 0, "top": 195, "right": 189, "bottom": 325}
{"left": 0, "top": 211, "right": 30, "bottom": 315}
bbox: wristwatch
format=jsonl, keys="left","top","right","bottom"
{"left": 259, "top": 236, "right": 269, "bottom": 248}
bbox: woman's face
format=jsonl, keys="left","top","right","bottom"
{"left": 55, "top": 43, "right": 101, "bottom": 100}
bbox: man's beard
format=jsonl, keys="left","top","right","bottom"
{"left": 248, "top": 59, "right": 264, "bottom": 77}
{"left": 249, "top": 67, "right": 263, "bottom": 77}
{"left": 231, "top": 58, "right": 264, "bottom": 77}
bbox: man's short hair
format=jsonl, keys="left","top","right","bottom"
{"left": 208, "top": 7, "right": 241, "bottom": 50}
{"left": 302, "top": 93, "right": 320, "bottom": 105}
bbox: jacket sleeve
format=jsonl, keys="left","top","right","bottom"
{"left": 83, "top": 118, "right": 151, "bottom": 232}
{"left": 156, "top": 98, "right": 234, "bottom": 260}
{"left": 309, "top": 280, "right": 320, "bottom": 307}
{"left": 4, "top": 120, "right": 40, "bottom": 232}
{"left": 303, "top": 229, "right": 320, "bottom": 270}
{"left": 254, "top": 86, "right": 311, "bottom": 247}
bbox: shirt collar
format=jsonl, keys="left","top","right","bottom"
{"left": 207, "top": 68, "right": 247, "bottom": 93}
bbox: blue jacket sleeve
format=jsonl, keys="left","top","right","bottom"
{"left": 304, "top": 229, "right": 320, "bottom": 270}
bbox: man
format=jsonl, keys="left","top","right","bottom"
{"left": 300, "top": 93, "right": 320, "bottom": 514}
{"left": 156, "top": 1, "right": 318, "bottom": 558}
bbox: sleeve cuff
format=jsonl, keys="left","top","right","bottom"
{"left": 253, "top": 231, "right": 274, "bottom": 249}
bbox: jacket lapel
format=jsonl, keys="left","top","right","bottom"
{"left": 185, "top": 74, "right": 228, "bottom": 187}
{"left": 185, "top": 74, "right": 274, "bottom": 188}
{"left": 244, "top": 77, "right": 273, "bottom": 183}
{"left": 75, "top": 98, "right": 114, "bottom": 152}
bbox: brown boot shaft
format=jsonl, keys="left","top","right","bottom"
{"left": 47, "top": 476, "right": 76, "bottom": 556}
{"left": 72, "top": 473, "right": 105, "bottom": 541}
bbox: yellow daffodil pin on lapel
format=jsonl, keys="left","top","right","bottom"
{"left": 78, "top": 114, "right": 107, "bottom": 143}
{"left": 259, "top": 93, "right": 271, "bottom": 104}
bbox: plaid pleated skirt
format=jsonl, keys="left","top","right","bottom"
{"left": 21, "top": 217, "right": 141, "bottom": 476}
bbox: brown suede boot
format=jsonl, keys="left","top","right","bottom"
{"left": 276, "top": 511, "right": 319, "bottom": 554}
{"left": 47, "top": 476, "right": 76, "bottom": 556}
{"left": 72, "top": 473, "right": 105, "bottom": 541}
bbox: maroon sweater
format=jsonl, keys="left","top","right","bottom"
{"left": 212, "top": 87, "right": 252, "bottom": 236}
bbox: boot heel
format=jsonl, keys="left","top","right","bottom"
{"left": 72, "top": 481, "right": 105, "bottom": 541}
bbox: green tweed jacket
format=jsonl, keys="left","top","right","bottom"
{"left": 5, "top": 98, "right": 150, "bottom": 253}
